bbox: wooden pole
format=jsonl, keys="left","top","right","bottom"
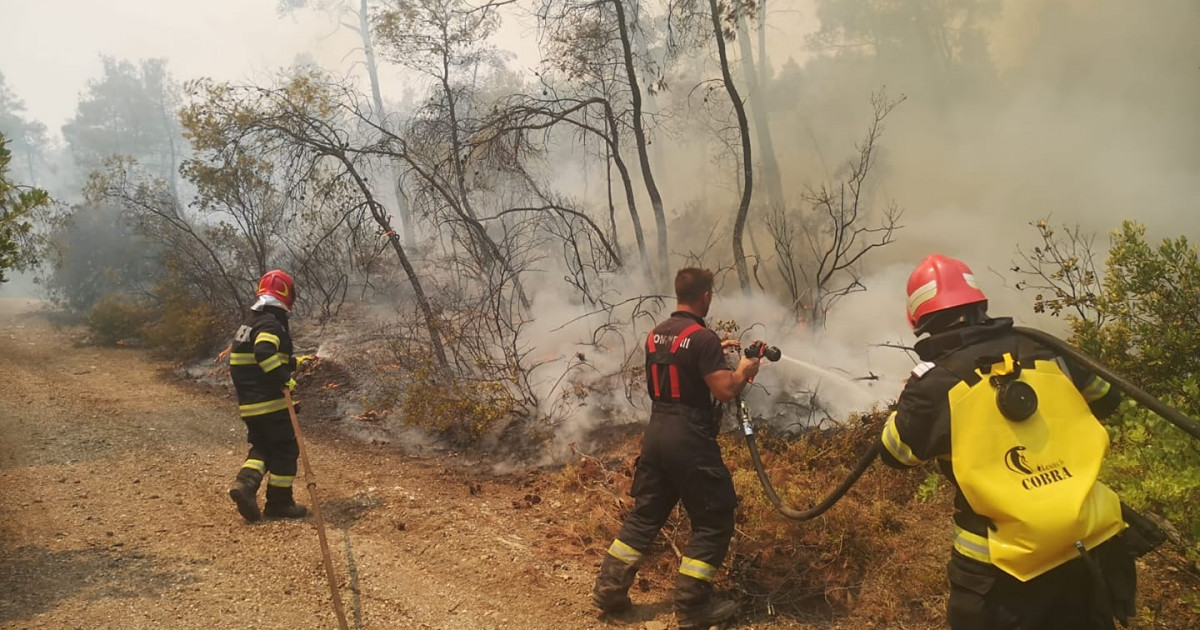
{"left": 284, "top": 388, "right": 350, "bottom": 630}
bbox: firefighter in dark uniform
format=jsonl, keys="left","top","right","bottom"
{"left": 880, "top": 254, "right": 1144, "bottom": 630}
{"left": 227, "top": 270, "right": 314, "bottom": 522}
{"left": 592, "top": 268, "right": 762, "bottom": 629}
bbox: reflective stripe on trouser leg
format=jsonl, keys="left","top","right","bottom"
{"left": 607, "top": 539, "right": 643, "bottom": 565}
{"left": 241, "top": 458, "right": 266, "bottom": 474}
{"left": 267, "top": 474, "right": 295, "bottom": 488}
{"left": 679, "top": 556, "right": 718, "bottom": 582}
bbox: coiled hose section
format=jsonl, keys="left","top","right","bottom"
{"left": 740, "top": 327, "right": 1200, "bottom": 522}
{"left": 738, "top": 399, "right": 879, "bottom": 521}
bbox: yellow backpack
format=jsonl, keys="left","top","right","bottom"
{"left": 947, "top": 352, "right": 1124, "bottom": 581}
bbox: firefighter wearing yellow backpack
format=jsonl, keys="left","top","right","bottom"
{"left": 879, "top": 254, "right": 1140, "bottom": 630}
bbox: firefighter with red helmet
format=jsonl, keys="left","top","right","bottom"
{"left": 592, "top": 268, "right": 762, "bottom": 629}
{"left": 227, "top": 270, "right": 314, "bottom": 522}
{"left": 879, "top": 254, "right": 1141, "bottom": 629}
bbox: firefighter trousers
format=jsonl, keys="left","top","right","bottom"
{"left": 613, "top": 403, "right": 737, "bottom": 573}
{"left": 946, "top": 534, "right": 1134, "bottom": 630}
{"left": 241, "top": 408, "right": 299, "bottom": 481}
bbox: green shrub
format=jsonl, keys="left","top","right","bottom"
{"left": 83, "top": 277, "right": 227, "bottom": 359}
{"left": 1019, "top": 219, "right": 1200, "bottom": 565}
{"left": 141, "top": 280, "right": 225, "bottom": 359}
{"left": 1104, "top": 400, "right": 1200, "bottom": 561}
{"left": 84, "top": 295, "right": 151, "bottom": 345}
{"left": 398, "top": 363, "right": 518, "bottom": 447}
{"left": 914, "top": 470, "right": 943, "bottom": 503}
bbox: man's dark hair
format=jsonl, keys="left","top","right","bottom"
{"left": 675, "top": 267, "right": 714, "bottom": 304}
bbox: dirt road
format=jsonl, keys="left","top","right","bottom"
{"left": 0, "top": 299, "right": 651, "bottom": 630}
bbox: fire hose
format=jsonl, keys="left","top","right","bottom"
{"left": 737, "top": 328, "right": 1200, "bottom": 522}
{"left": 1011, "top": 327, "right": 1200, "bottom": 441}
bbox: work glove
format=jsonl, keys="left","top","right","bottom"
{"left": 285, "top": 378, "right": 297, "bottom": 392}
{"left": 295, "top": 354, "right": 316, "bottom": 371}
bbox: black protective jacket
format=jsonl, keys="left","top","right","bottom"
{"left": 878, "top": 318, "right": 1121, "bottom": 539}
{"left": 229, "top": 306, "right": 297, "bottom": 418}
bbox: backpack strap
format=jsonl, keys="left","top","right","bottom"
{"left": 647, "top": 323, "right": 705, "bottom": 400}
{"left": 647, "top": 330, "right": 662, "bottom": 399}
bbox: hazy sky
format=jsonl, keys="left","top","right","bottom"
{"left": 0, "top": 0, "right": 556, "bottom": 137}
{"left": 2, "top": 0, "right": 1194, "bottom": 303}
{"left": 1, "top": 0, "right": 1196, "bottom": 404}
{"left": 1, "top": 0, "right": 346, "bottom": 132}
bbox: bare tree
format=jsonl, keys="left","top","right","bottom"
{"left": 611, "top": 0, "right": 669, "bottom": 281}
{"left": 278, "top": 0, "right": 416, "bottom": 245}
{"left": 734, "top": 5, "right": 784, "bottom": 214}
{"left": 763, "top": 91, "right": 904, "bottom": 326}
{"left": 537, "top": 0, "right": 669, "bottom": 284}
{"left": 182, "top": 75, "right": 451, "bottom": 370}
{"left": 477, "top": 90, "right": 649, "bottom": 276}
{"left": 706, "top": 0, "right": 755, "bottom": 293}
{"left": 181, "top": 151, "right": 285, "bottom": 277}
{"left": 1012, "top": 219, "right": 1106, "bottom": 325}
{"left": 88, "top": 157, "right": 245, "bottom": 314}
{"left": 373, "top": 0, "right": 532, "bottom": 310}
{"left": 92, "top": 139, "right": 376, "bottom": 326}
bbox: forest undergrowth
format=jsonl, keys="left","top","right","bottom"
{"left": 547, "top": 408, "right": 1200, "bottom": 628}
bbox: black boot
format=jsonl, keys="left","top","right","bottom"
{"left": 591, "top": 553, "right": 639, "bottom": 614}
{"left": 228, "top": 468, "right": 263, "bottom": 523}
{"left": 263, "top": 484, "right": 308, "bottom": 519}
{"left": 674, "top": 574, "right": 739, "bottom": 630}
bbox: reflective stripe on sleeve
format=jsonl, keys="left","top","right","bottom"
{"left": 953, "top": 526, "right": 991, "bottom": 564}
{"left": 607, "top": 539, "right": 642, "bottom": 565}
{"left": 881, "top": 411, "right": 923, "bottom": 466}
{"left": 268, "top": 474, "right": 295, "bottom": 488}
{"left": 259, "top": 353, "right": 286, "bottom": 373}
{"left": 238, "top": 398, "right": 289, "bottom": 417}
{"left": 679, "top": 556, "right": 718, "bottom": 582}
{"left": 255, "top": 332, "right": 281, "bottom": 348}
{"left": 1081, "top": 376, "right": 1112, "bottom": 402}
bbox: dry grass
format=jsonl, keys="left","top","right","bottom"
{"left": 545, "top": 411, "right": 1200, "bottom": 629}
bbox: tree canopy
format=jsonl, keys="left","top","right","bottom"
{"left": 0, "top": 132, "right": 50, "bottom": 282}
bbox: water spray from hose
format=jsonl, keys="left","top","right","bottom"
{"left": 776, "top": 355, "right": 877, "bottom": 398}
{"left": 738, "top": 328, "right": 1200, "bottom": 523}
{"left": 735, "top": 341, "right": 880, "bottom": 521}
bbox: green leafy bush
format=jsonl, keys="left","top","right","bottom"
{"left": 80, "top": 272, "right": 227, "bottom": 358}
{"left": 1019, "top": 220, "right": 1200, "bottom": 563}
{"left": 397, "top": 363, "right": 518, "bottom": 447}
{"left": 84, "top": 295, "right": 151, "bottom": 345}
{"left": 141, "top": 280, "right": 226, "bottom": 359}
{"left": 0, "top": 133, "right": 49, "bottom": 282}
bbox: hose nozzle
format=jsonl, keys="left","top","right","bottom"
{"left": 745, "top": 341, "right": 782, "bottom": 362}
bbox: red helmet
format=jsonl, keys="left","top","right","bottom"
{"left": 256, "top": 270, "right": 296, "bottom": 310}
{"left": 905, "top": 254, "right": 987, "bottom": 330}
